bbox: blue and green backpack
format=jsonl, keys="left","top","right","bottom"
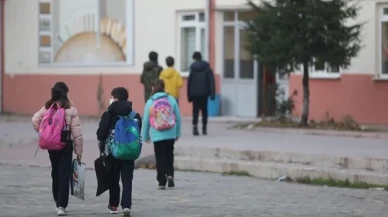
{"left": 109, "top": 111, "right": 141, "bottom": 160}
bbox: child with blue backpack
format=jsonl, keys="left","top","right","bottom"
{"left": 142, "top": 79, "right": 181, "bottom": 189}
{"left": 96, "top": 87, "right": 142, "bottom": 216}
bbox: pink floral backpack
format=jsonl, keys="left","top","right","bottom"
{"left": 38, "top": 103, "right": 68, "bottom": 150}
{"left": 149, "top": 97, "right": 176, "bottom": 130}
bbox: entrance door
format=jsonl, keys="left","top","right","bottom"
{"left": 235, "top": 26, "right": 258, "bottom": 117}
{"left": 221, "top": 11, "right": 258, "bottom": 117}
{"left": 221, "top": 25, "right": 237, "bottom": 116}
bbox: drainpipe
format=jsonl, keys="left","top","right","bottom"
{"left": 0, "top": 0, "right": 4, "bottom": 114}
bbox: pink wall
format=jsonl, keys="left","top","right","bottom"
{"left": 3, "top": 74, "right": 220, "bottom": 117}
{"left": 290, "top": 74, "right": 388, "bottom": 124}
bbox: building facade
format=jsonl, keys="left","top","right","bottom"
{"left": 290, "top": 0, "right": 388, "bottom": 124}
{"left": 1, "top": 0, "right": 388, "bottom": 124}
{"left": 1, "top": 0, "right": 217, "bottom": 116}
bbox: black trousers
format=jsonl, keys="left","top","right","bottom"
{"left": 153, "top": 139, "right": 175, "bottom": 186}
{"left": 108, "top": 155, "right": 135, "bottom": 209}
{"left": 48, "top": 143, "right": 73, "bottom": 209}
{"left": 192, "top": 96, "right": 208, "bottom": 126}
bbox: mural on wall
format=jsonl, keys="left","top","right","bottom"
{"left": 38, "top": 0, "right": 130, "bottom": 65}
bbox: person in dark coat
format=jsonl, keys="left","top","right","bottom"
{"left": 187, "top": 52, "right": 215, "bottom": 136}
{"left": 96, "top": 87, "right": 142, "bottom": 216}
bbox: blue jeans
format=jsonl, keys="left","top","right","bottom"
{"left": 108, "top": 155, "right": 135, "bottom": 209}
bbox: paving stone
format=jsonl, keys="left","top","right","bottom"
{"left": 0, "top": 165, "right": 387, "bottom": 217}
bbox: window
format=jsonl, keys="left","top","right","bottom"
{"left": 178, "top": 12, "right": 206, "bottom": 72}
{"left": 380, "top": 6, "right": 388, "bottom": 76}
{"left": 222, "top": 11, "right": 256, "bottom": 80}
{"left": 38, "top": 0, "right": 134, "bottom": 66}
{"left": 311, "top": 61, "right": 340, "bottom": 74}
{"left": 223, "top": 11, "right": 234, "bottom": 21}
{"left": 308, "top": 58, "right": 340, "bottom": 78}
{"left": 223, "top": 26, "right": 234, "bottom": 78}
{"left": 239, "top": 28, "right": 254, "bottom": 79}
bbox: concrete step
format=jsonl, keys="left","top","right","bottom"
{"left": 174, "top": 156, "right": 388, "bottom": 185}
{"left": 175, "top": 146, "right": 388, "bottom": 173}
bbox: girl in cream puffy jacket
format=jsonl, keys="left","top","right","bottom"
{"left": 31, "top": 82, "right": 83, "bottom": 216}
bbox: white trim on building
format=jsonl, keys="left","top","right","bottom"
{"left": 177, "top": 11, "right": 207, "bottom": 76}
{"left": 379, "top": 4, "right": 388, "bottom": 79}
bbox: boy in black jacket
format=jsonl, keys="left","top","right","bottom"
{"left": 96, "top": 87, "right": 142, "bottom": 216}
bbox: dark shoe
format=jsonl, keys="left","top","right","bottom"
{"left": 193, "top": 126, "right": 199, "bottom": 136}
{"left": 167, "top": 176, "right": 175, "bottom": 188}
{"left": 202, "top": 126, "right": 207, "bottom": 135}
{"left": 158, "top": 185, "right": 166, "bottom": 190}
{"left": 108, "top": 205, "right": 118, "bottom": 214}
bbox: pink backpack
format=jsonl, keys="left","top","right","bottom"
{"left": 150, "top": 97, "right": 176, "bottom": 130}
{"left": 38, "top": 103, "right": 67, "bottom": 150}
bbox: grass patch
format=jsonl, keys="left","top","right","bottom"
{"left": 295, "top": 177, "right": 388, "bottom": 190}
{"left": 222, "top": 170, "right": 252, "bottom": 177}
{"left": 233, "top": 113, "right": 385, "bottom": 132}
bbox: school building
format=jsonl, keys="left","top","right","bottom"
{"left": 0, "top": 0, "right": 388, "bottom": 124}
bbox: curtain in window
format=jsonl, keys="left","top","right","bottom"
{"left": 181, "top": 27, "right": 196, "bottom": 72}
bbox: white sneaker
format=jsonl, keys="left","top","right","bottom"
{"left": 108, "top": 205, "right": 118, "bottom": 214}
{"left": 57, "top": 207, "right": 66, "bottom": 216}
{"left": 122, "top": 208, "right": 131, "bottom": 216}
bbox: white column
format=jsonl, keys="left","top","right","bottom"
{"left": 95, "top": 0, "right": 100, "bottom": 48}
{"left": 204, "top": 0, "right": 210, "bottom": 61}
{"left": 126, "top": 0, "right": 134, "bottom": 65}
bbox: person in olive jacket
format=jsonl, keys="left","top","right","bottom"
{"left": 187, "top": 52, "right": 215, "bottom": 136}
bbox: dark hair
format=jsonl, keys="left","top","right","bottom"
{"left": 166, "top": 56, "right": 174, "bottom": 67}
{"left": 152, "top": 79, "right": 165, "bottom": 94}
{"left": 192, "top": 51, "right": 202, "bottom": 61}
{"left": 111, "top": 87, "right": 129, "bottom": 100}
{"left": 45, "top": 82, "right": 71, "bottom": 109}
{"left": 149, "top": 51, "right": 158, "bottom": 62}
{"left": 54, "top": 81, "right": 69, "bottom": 93}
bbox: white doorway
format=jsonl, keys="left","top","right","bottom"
{"left": 220, "top": 10, "right": 258, "bottom": 117}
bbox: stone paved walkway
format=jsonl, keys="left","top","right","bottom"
{"left": 0, "top": 165, "right": 387, "bottom": 217}
{"left": 1, "top": 119, "right": 388, "bottom": 170}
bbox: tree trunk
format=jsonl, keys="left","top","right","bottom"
{"left": 300, "top": 62, "right": 309, "bottom": 126}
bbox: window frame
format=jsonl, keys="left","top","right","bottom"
{"left": 379, "top": 5, "right": 388, "bottom": 79}
{"left": 177, "top": 11, "right": 207, "bottom": 76}
{"left": 37, "top": 0, "right": 134, "bottom": 67}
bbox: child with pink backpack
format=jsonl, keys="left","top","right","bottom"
{"left": 32, "top": 82, "right": 83, "bottom": 216}
{"left": 142, "top": 79, "right": 181, "bottom": 189}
